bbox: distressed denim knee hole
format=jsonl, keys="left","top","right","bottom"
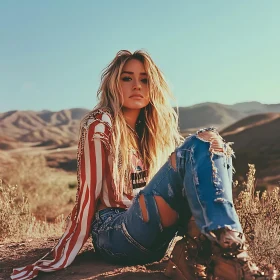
{"left": 154, "top": 195, "right": 178, "bottom": 228}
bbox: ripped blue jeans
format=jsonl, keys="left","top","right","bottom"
{"left": 91, "top": 128, "right": 243, "bottom": 264}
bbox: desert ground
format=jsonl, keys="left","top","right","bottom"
{"left": 0, "top": 238, "right": 172, "bottom": 280}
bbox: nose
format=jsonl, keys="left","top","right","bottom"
{"left": 133, "top": 81, "right": 141, "bottom": 90}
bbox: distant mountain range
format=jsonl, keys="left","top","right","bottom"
{"left": 1, "top": 102, "right": 280, "bottom": 147}
{"left": 178, "top": 101, "right": 280, "bottom": 134}
{"left": 0, "top": 108, "right": 89, "bottom": 149}
{"left": 1, "top": 101, "right": 280, "bottom": 187}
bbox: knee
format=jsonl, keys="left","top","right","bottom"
{"left": 196, "top": 129, "right": 233, "bottom": 155}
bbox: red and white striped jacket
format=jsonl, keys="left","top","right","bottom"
{"left": 11, "top": 107, "right": 147, "bottom": 280}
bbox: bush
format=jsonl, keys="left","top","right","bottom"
{"left": 235, "top": 164, "right": 280, "bottom": 270}
{"left": 0, "top": 179, "right": 65, "bottom": 242}
{"left": 1, "top": 154, "right": 76, "bottom": 222}
{"left": 0, "top": 154, "right": 76, "bottom": 241}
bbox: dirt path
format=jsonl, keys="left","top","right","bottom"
{"left": 0, "top": 239, "right": 170, "bottom": 280}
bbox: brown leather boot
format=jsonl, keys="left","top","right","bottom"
{"left": 165, "top": 222, "right": 278, "bottom": 280}
{"left": 165, "top": 217, "right": 212, "bottom": 279}
{"left": 208, "top": 228, "right": 278, "bottom": 280}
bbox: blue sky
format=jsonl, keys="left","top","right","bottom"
{"left": 0, "top": 1, "right": 279, "bottom": 112}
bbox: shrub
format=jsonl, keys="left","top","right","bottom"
{"left": 1, "top": 154, "right": 76, "bottom": 222}
{"left": 235, "top": 164, "right": 280, "bottom": 270}
{"left": 0, "top": 179, "right": 65, "bottom": 242}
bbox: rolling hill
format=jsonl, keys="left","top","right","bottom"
{"left": 178, "top": 102, "right": 247, "bottom": 134}
{"left": 221, "top": 113, "right": 280, "bottom": 187}
{"left": 1, "top": 102, "right": 280, "bottom": 149}
{"left": 0, "top": 108, "right": 89, "bottom": 147}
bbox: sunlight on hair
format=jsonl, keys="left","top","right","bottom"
{"left": 80, "top": 50, "right": 184, "bottom": 199}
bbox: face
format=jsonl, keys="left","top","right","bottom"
{"left": 119, "top": 59, "right": 150, "bottom": 111}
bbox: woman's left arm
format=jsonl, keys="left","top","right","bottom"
{"left": 11, "top": 111, "right": 112, "bottom": 280}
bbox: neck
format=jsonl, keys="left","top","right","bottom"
{"left": 122, "top": 108, "right": 141, "bottom": 129}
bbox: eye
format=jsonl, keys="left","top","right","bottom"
{"left": 141, "top": 78, "right": 148, "bottom": 84}
{"left": 121, "top": 76, "right": 132, "bottom": 82}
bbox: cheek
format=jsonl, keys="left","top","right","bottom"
{"left": 145, "top": 96, "right": 150, "bottom": 105}
{"left": 120, "top": 84, "right": 130, "bottom": 96}
{"left": 143, "top": 85, "right": 149, "bottom": 96}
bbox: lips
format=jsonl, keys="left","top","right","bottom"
{"left": 130, "top": 94, "right": 143, "bottom": 98}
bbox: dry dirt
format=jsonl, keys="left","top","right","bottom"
{"left": 0, "top": 238, "right": 170, "bottom": 280}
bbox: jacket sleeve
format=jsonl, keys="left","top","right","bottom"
{"left": 11, "top": 115, "right": 112, "bottom": 280}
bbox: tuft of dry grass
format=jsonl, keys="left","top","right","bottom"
{"left": 235, "top": 164, "right": 280, "bottom": 270}
{"left": 0, "top": 179, "right": 65, "bottom": 242}
{"left": 1, "top": 154, "right": 76, "bottom": 222}
{"left": 0, "top": 154, "right": 76, "bottom": 242}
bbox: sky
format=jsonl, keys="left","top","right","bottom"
{"left": 0, "top": 0, "right": 279, "bottom": 112}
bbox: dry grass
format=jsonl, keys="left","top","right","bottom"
{"left": 235, "top": 164, "right": 280, "bottom": 270}
{"left": 0, "top": 179, "right": 65, "bottom": 242}
{"left": 0, "top": 154, "right": 76, "bottom": 242}
{"left": 1, "top": 154, "right": 76, "bottom": 221}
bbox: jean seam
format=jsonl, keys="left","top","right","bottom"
{"left": 189, "top": 149, "right": 209, "bottom": 228}
{"left": 153, "top": 164, "right": 172, "bottom": 190}
{"left": 174, "top": 147, "right": 190, "bottom": 175}
{"left": 121, "top": 222, "right": 151, "bottom": 254}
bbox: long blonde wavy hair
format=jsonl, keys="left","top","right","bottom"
{"left": 84, "top": 50, "right": 183, "bottom": 199}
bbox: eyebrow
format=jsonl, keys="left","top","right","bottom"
{"left": 121, "top": 71, "right": 147, "bottom": 75}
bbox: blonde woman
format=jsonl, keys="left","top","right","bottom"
{"left": 11, "top": 50, "right": 269, "bottom": 280}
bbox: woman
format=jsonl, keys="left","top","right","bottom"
{"left": 11, "top": 50, "right": 268, "bottom": 280}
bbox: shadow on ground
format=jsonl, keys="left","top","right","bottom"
{"left": 0, "top": 239, "right": 169, "bottom": 280}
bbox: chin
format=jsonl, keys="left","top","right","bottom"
{"left": 123, "top": 102, "right": 149, "bottom": 110}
